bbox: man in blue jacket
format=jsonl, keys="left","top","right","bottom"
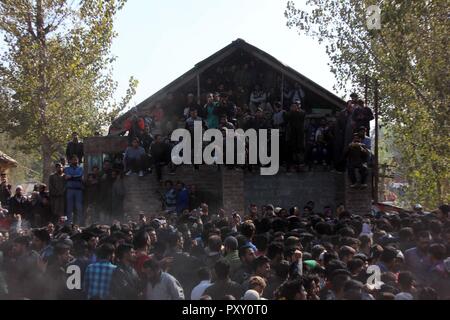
{"left": 64, "top": 155, "right": 84, "bottom": 225}
{"left": 175, "top": 181, "right": 189, "bottom": 215}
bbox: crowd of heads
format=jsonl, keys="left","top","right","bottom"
{"left": 0, "top": 58, "right": 440, "bottom": 300}
{"left": 0, "top": 184, "right": 448, "bottom": 300}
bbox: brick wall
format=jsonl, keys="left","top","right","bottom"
{"left": 345, "top": 171, "right": 373, "bottom": 216}
{"left": 243, "top": 170, "right": 346, "bottom": 213}
{"left": 121, "top": 165, "right": 371, "bottom": 218}
{"left": 84, "top": 136, "right": 128, "bottom": 154}
{"left": 222, "top": 168, "right": 245, "bottom": 214}
{"left": 123, "top": 165, "right": 223, "bottom": 218}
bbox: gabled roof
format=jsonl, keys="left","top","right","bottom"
{"left": 110, "top": 38, "right": 345, "bottom": 133}
{"left": 0, "top": 151, "right": 18, "bottom": 169}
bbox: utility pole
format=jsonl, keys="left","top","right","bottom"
{"left": 374, "top": 79, "right": 380, "bottom": 203}
{"left": 364, "top": 75, "right": 369, "bottom": 107}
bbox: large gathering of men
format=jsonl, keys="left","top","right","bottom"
{"left": 0, "top": 63, "right": 447, "bottom": 301}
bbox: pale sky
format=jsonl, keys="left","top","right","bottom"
{"left": 111, "top": 0, "right": 341, "bottom": 109}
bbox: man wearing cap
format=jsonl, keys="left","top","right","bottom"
{"left": 413, "top": 204, "right": 424, "bottom": 215}
{"left": 49, "top": 163, "right": 66, "bottom": 219}
{"left": 357, "top": 126, "right": 372, "bottom": 151}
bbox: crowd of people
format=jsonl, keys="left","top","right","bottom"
{"left": 0, "top": 197, "right": 448, "bottom": 300}
{"left": 118, "top": 59, "right": 374, "bottom": 179}
{"left": 0, "top": 60, "right": 419, "bottom": 301}
{"left": 0, "top": 160, "right": 212, "bottom": 230}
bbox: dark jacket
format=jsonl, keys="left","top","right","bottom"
{"left": 9, "top": 195, "right": 30, "bottom": 216}
{"left": 345, "top": 142, "right": 369, "bottom": 166}
{"left": 110, "top": 263, "right": 142, "bottom": 300}
{"left": 0, "top": 183, "right": 11, "bottom": 206}
{"left": 204, "top": 279, "right": 244, "bottom": 300}
{"left": 66, "top": 141, "right": 84, "bottom": 163}
{"left": 231, "top": 263, "right": 253, "bottom": 284}
{"left": 284, "top": 110, "right": 306, "bottom": 152}
{"left": 150, "top": 142, "right": 171, "bottom": 163}
{"left": 65, "top": 257, "right": 90, "bottom": 300}
{"left": 166, "top": 250, "right": 204, "bottom": 296}
{"left": 352, "top": 106, "right": 374, "bottom": 130}
{"left": 49, "top": 173, "right": 65, "bottom": 198}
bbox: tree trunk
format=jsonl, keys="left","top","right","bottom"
{"left": 436, "top": 178, "right": 442, "bottom": 206}
{"left": 41, "top": 135, "right": 53, "bottom": 184}
{"left": 36, "top": 0, "right": 52, "bottom": 184}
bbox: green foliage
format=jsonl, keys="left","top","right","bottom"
{"left": 0, "top": 132, "right": 42, "bottom": 186}
{"left": 285, "top": 0, "right": 449, "bottom": 208}
{"left": 0, "top": 0, "right": 137, "bottom": 181}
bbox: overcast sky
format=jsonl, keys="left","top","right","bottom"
{"left": 111, "top": 0, "right": 341, "bottom": 109}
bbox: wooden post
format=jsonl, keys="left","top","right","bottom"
{"left": 374, "top": 79, "right": 380, "bottom": 203}
{"left": 196, "top": 73, "right": 201, "bottom": 104}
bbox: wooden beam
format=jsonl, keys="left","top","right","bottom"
{"left": 197, "top": 73, "right": 201, "bottom": 104}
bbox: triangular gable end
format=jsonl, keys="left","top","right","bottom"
{"left": 109, "top": 38, "right": 345, "bottom": 135}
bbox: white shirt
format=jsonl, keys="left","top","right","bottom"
{"left": 190, "top": 280, "right": 212, "bottom": 300}
{"left": 146, "top": 272, "right": 185, "bottom": 300}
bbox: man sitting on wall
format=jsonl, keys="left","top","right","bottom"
{"left": 124, "top": 137, "right": 146, "bottom": 177}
